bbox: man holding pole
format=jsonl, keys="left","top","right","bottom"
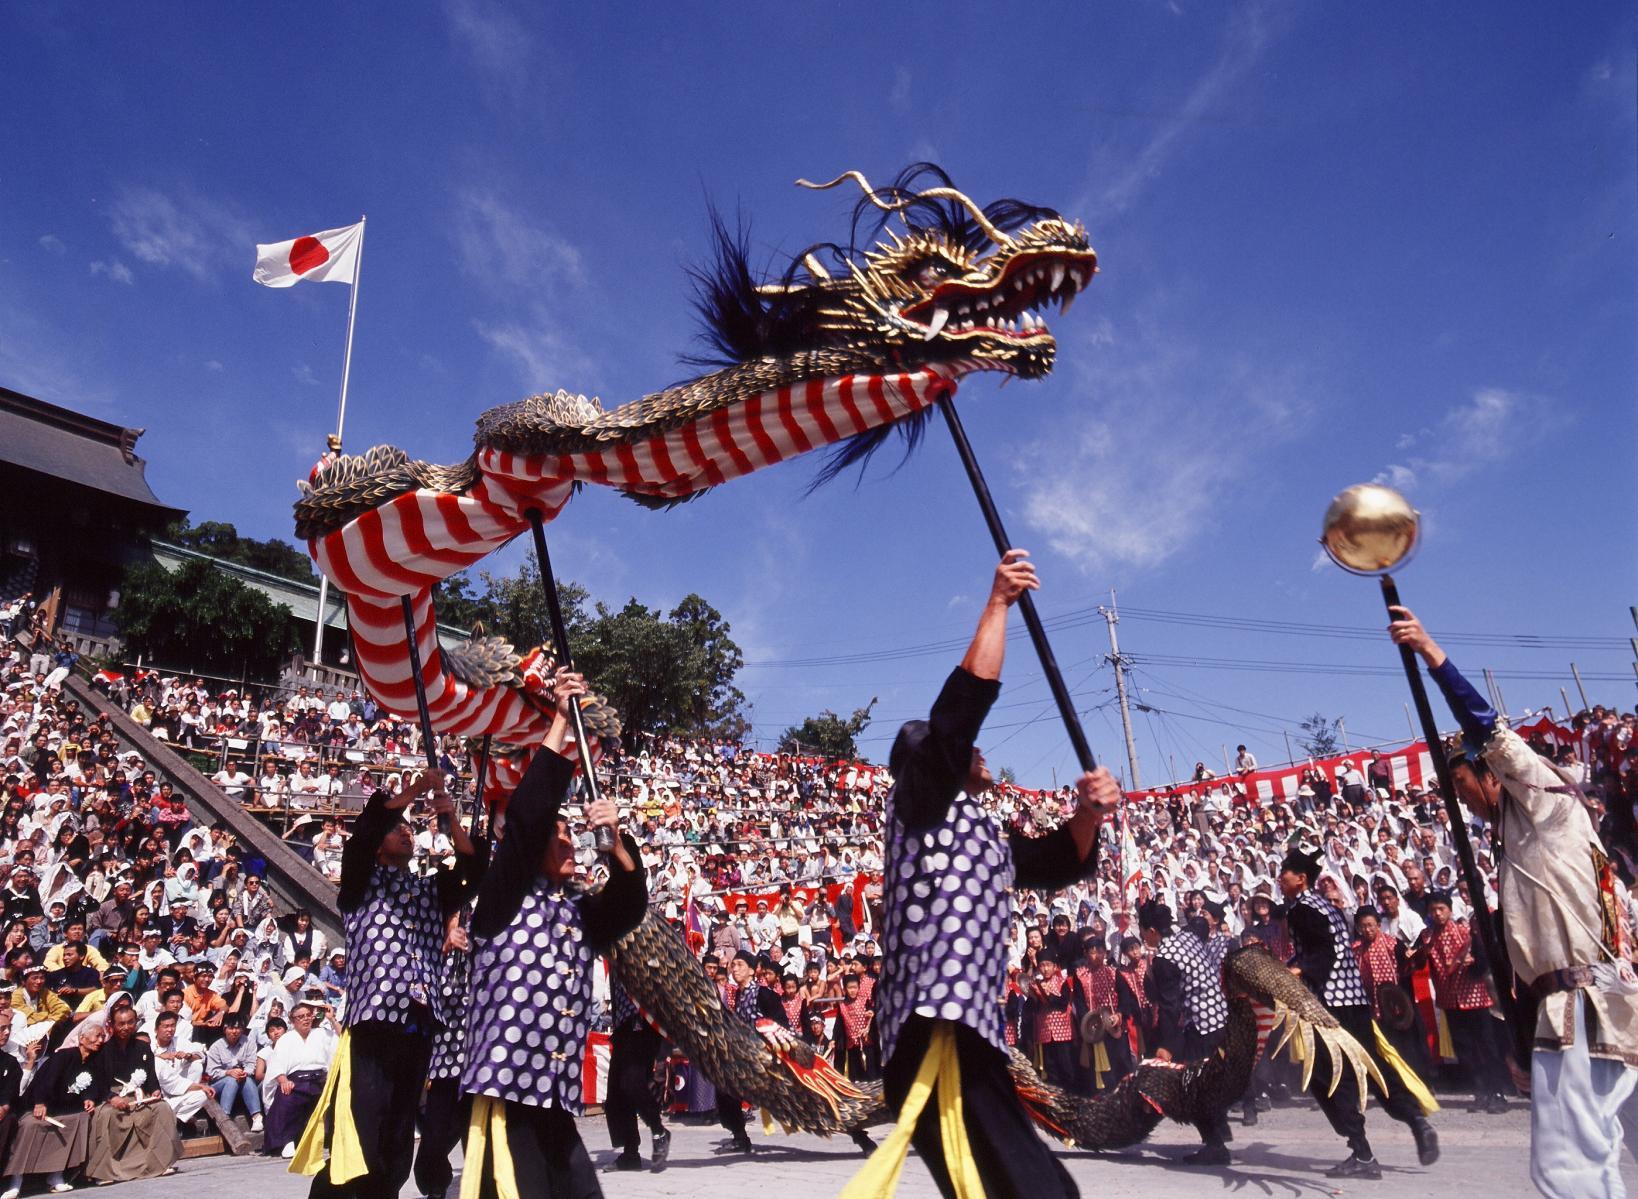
{"left": 291, "top": 768, "right": 481, "bottom": 1199}
{"left": 844, "top": 550, "right": 1120, "bottom": 1199}
{"left": 1389, "top": 607, "right": 1637, "bottom": 1199}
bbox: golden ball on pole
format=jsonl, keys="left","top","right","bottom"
{"left": 1319, "top": 483, "right": 1420, "bottom": 575}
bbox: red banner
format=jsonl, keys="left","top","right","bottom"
{"left": 1123, "top": 717, "right": 1574, "bottom": 807}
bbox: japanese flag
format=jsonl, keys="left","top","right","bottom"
{"left": 253, "top": 221, "right": 362, "bottom": 288}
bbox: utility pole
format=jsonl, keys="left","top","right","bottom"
{"left": 1571, "top": 662, "right": 1590, "bottom": 710}
{"left": 1630, "top": 606, "right": 1637, "bottom": 694}
{"left": 1404, "top": 702, "right": 1417, "bottom": 743}
{"left": 1282, "top": 729, "right": 1295, "bottom": 767}
{"left": 1561, "top": 687, "right": 1574, "bottom": 719}
{"left": 1339, "top": 718, "right": 1350, "bottom": 753}
{"left": 1100, "top": 593, "right": 1143, "bottom": 790}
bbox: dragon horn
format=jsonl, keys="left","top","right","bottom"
{"left": 797, "top": 170, "right": 892, "bottom": 206}
{"left": 798, "top": 171, "right": 1020, "bottom": 250}
{"left": 903, "top": 186, "right": 1019, "bottom": 249}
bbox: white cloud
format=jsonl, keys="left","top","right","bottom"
{"left": 888, "top": 67, "right": 912, "bottom": 113}
{"left": 1094, "top": 5, "right": 1288, "bottom": 215}
{"left": 89, "top": 259, "right": 134, "bottom": 285}
{"left": 293, "top": 363, "right": 320, "bottom": 387}
{"left": 452, "top": 189, "right": 583, "bottom": 295}
{"left": 38, "top": 234, "right": 65, "bottom": 255}
{"left": 1376, "top": 387, "right": 1533, "bottom": 489}
{"left": 442, "top": 0, "right": 532, "bottom": 102}
{"left": 1017, "top": 313, "right": 1309, "bottom": 574}
{"left": 205, "top": 360, "right": 225, "bottom": 373}
{"left": 108, "top": 185, "right": 252, "bottom": 281}
{"left": 474, "top": 317, "right": 594, "bottom": 390}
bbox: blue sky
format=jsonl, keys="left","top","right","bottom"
{"left": 4, "top": 3, "right": 1634, "bottom": 786}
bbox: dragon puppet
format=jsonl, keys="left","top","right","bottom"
{"left": 608, "top": 910, "right": 1387, "bottom": 1152}
{"left": 293, "top": 163, "right": 1097, "bottom": 759}
{"left": 296, "top": 164, "right": 1397, "bottom": 1155}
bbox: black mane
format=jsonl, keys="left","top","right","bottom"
{"left": 675, "top": 165, "right": 1059, "bottom": 495}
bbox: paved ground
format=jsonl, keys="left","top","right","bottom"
{"left": 77, "top": 1097, "right": 1631, "bottom": 1198}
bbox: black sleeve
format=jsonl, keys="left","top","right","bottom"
{"left": 1116, "top": 973, "right": 1143, "bottom": 1022}
{"left": 1286, "top": 902, "right": 1336, "bottom": 997}
{"left": 0, "top": 1055, "right": 20, "bottom": 1108}
{"left": 1147, "top": 957, "right": 1186, "bottom": 1056}
{"left": 1011, "top": 824, "right": 1098, "bottom": 891}
{"left": 24, "top": 1049, "right": 69, "bottom": 1111}
{"left": 436, "top": 836, "right": 488, "bottom": 917}
{"left": 757, "top": 987, "right": 789, "bottom": 1028}
{"left": 338, "top": 789, "right": 401, "bottom": 913}
{"left": 891, "top": 669, "right": 1001, "bottom": 832}
{"left": 582, "top": 833, "right": 649, "bottom": 950}
{"left": 470, "top": 749, "right": 577, "bottom": 941}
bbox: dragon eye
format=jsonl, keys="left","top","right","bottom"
{"left": 914, "top": 261, "right": 949, "bottom": 288}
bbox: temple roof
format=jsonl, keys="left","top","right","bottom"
{"left": 0, "top": 385, "right": 183, "bottom": 519}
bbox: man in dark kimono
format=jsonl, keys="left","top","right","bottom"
{"left": 715, "top": 949, "right": 785, "bottom": 1155}
{"left": 849, "top": 550, "right": 1120, "bottom": 1199}
{"left": 461, "top": 672, "right": 647, "bottom": 1198}
{"left": 602, "top": 975, "right": 669, "bottom": 1173}
{"left": 412, "top": 914, "right": 471, "bottom": 1199}
{"left": 85, "top": 1004, "right": 180, "bottom": 1182}
{"left": 292, "top": 769, "right": 481, "bottom": 1199}
{"left": 1281, "top": 846, "right": 1438, "bottom": 1178}
{"left": 1140, "top": 899, "right": 1233, "bottom": 1163}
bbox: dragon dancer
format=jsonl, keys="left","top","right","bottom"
{"left": 844, "top": 550, "right": 1119, "bottom": 1199}
{"left": 292, "top": 770, "right": 481, "bottom": 1199}
{"left": 1390, "top": 606, "right": 1638, "bottom": 1199}
{"left": 460, "top": 673, "right": 647, "bottom": 1198}
{"left": 1280, "top": 845, "right": 1440, "bottom": 1179}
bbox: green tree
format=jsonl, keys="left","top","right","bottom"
{"left": 163, "top": 519, "right": 316, "bottom": 583}
{"left": 475, "top": 559, "right": 591, "bottom": 653}
{"left": 429, "top": 557, "right": 748, "bottom": 741}
{"left": 1298, "top": 712, "right": 1342, "bottom": 758}
{"left": 566, "top": 596, "right": 748, "bottom": 742}
{"left": 115, "top": 558, "right": 298, "bottom": 679}
{"left": 432, "top": 571, "right": 499, "bottom": 635}
{"left": 779, "top": 698, "right": 877, "bottom": 759}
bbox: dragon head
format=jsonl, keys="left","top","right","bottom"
{"left": 798, "top": 168, "right": 1095, "bottom": 381}
{"left": 684, "top": 163, "right": 1096, "bottom": 485}
{"left": 692, "top": 162, "right": 1095, "bottom": 385}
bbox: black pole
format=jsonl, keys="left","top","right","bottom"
{"left": 940, "top": 398, "right": 1096, "bottom": 773}
{"left": 1379, "top": 574, "right": 1518, "bottom": 1030}
{"left": 525, "top": 509, "right": 613, "bottom": 852}
{"left": 399, "top": 595, "right": 450, "bottom": 836}
{"left": 469, "top": 733, "right": 492, "bottom": 842}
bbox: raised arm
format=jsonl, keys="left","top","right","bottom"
{"left": 338, "top": 770, "right": 440, "bottom": 912}
{"left": 1011, "top": 769, "right": 1121, "bottom": 889}
{"left": 469, "top": 746, "right": 575, "bottom": 940}
{"left": 470, "top": 671, "right": 584, "bottom": 940}
{"left": 1388, "top": 606, "right": 1496, "bottom": 748}
{"left": 893, "top": 552, "right": 1037, "bottom": 831}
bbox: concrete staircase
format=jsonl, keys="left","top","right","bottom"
{"left": 65, "top": 676, "right": 343, "bottom": 943}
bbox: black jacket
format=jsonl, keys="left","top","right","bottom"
{"left": 893, "top": 668, "right": 1098, "bottom": 891}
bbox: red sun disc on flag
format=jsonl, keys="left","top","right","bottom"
{"left": 289, "top": 236, "right": 330, "bottom": 275}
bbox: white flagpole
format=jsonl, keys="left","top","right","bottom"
{"left": 313, "top": 215, "right": 366, "bottom": 666}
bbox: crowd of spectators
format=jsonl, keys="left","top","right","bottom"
{"left": 7, "top": 583, "right": 1636, "bottom": 1125}
{"left": 1, "top": 602, "right": 356, "bottom": 1184}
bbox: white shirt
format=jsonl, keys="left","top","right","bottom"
{"left": 267, "top": 1025, "right": 335, "bottom": 1077}
{"left": 213, "top": 770, "right": 252, "bottom": 800}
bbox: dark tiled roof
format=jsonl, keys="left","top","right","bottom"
{"left": 0, "top": 385, "right": 181, "bottom": 517}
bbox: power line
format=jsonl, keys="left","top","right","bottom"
{"left": 740, "top": 601, "right": 1629, "bottom": 669}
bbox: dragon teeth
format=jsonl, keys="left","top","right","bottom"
{"left": 1060, "top": 291, "right": 1076, "bottom": 316}
{"left": 1051, "top": 263, "right": 1066, "bottom": 292}
{"left": 924, "top": 306, "right": 951, "bottom": 340}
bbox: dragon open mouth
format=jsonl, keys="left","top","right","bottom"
{"left": 902, "top": 249, "right": 1097, "bottom": 346}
